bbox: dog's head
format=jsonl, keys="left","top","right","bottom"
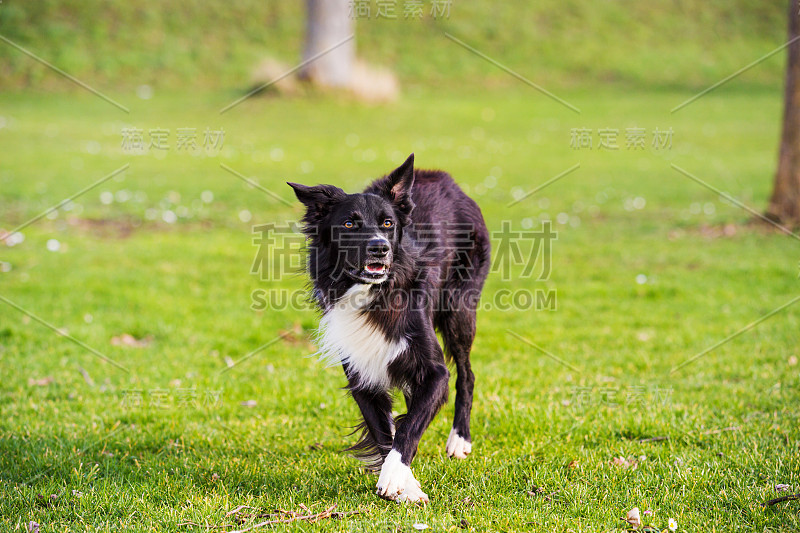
{"left": 288, "top": 153, "right": 415, "bottom": 286}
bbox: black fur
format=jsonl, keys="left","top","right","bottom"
{"left": 288, "top": 153, "right": 490, "bottom": 474}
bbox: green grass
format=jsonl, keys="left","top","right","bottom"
{"left": 1, "top": 82, "right": 800, "bottom": 532}
{"left": 0, "top": 0, "right": 789, "bottom": 90}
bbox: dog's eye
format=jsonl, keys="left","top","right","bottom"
{"left": 382, "top": 219, "right": 394, "bottom": 228}
{"left": 343, "top": 221, "right": 354, "bottom": 229}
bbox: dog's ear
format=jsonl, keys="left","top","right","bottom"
{"left": 287, "top": 182, "right": 346, "bottom": 220}
{"left": 380, "top": 153, "right": 415, "bottom": 217}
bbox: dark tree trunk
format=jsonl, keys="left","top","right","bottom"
{"left": 768, "top": 0, "right": 800, "bottom": 225}
{"left": 300, "top": 0, "right": 354, "bottom": 87}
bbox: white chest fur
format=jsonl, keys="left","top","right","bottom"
{"left": 317, "top": 284, "right": 407, "bottom": 390}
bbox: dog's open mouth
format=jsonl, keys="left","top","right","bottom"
{"left": 364, "top": 262, "right": 388, "bottom": 275}
{"left": 357, "top": 261, "right": 390, "bottom": 283}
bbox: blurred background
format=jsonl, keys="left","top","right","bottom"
{"left": 0, "top": 1, "right": 786, "bottom": 91}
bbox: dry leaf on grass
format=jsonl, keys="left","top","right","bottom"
{"left": 28, "top": 376, "right": 54, "bottom": 386}
{"left": 624, "top": 507, "right": 641, "bottom": 529}
{"left": 278, "top": 322, "right": 315, "bottom": 351}
{"left": 611, "top": 456, "right": 639, "bottom": 469}
{"left": 111, "top": 333, "right": 152, "bottom": 348}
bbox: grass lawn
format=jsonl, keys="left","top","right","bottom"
{"left": 1, "top": 84, "right": 799, "bottom": 531}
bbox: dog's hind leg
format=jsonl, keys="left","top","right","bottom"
{"left": 440, "top": 308, "right": 476, "bottom": 459}
{"left": 438, "top": 223, "right": 490, "bottom": 459}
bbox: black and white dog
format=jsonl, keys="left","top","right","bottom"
{"left": 288, "top": 154, "right": 490, "bottom": 503}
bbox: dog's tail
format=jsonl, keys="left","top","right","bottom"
{"left": 345, "top": 421, "right": 392, "bottom": 473}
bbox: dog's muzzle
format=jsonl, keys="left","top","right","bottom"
{"left": 358, "top": 237, "right": 391, "bottom": 283}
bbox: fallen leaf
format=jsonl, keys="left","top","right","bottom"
{"left": 240, "top": 400, "right": 257, "bottom": 408}
{"left": 625, "top": 507, "right": 641, "bottom": 530}
{"left": 279, "top": 322, "right": 308, "bottom": 346}
{"left": 28, "top": 376, "right": 54, "bottom": 387}
{"left": 789, "top": 356, "right": 798, "bottom": 367}
{"left": 567, "top": 459, "right": 579, "bottom": 469}
{"left": 611, "top": 456, "right": 639, "bottom": 469}
{"left": 111, "top": 333, "right": 152, "bottom": 348}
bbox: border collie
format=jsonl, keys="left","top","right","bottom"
{"left": 288, "top": 154, "right": 490, "bottom": 503}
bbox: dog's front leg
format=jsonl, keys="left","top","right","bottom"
{"left": 376, "top": 358, "right": 449, "bottom": 503}
{"left": 348, "top": 385, "right": 395, "bottom": 468}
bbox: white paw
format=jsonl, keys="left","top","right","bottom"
{"left": 394, "top": 481, "right": 429, "bottom": 503}
{"left": 376, "top": 450, "right": 429, "bottom": 503}
{"left": 446, "top": 428, "right": 472, "bottom": 459}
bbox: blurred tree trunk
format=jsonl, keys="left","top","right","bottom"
{"left": 300, "top": 0, "right": 354, "bottom": 87}
{"left": 768, "top": 0, "right": 800, "bottom": 225}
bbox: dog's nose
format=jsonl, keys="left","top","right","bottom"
{"left": 367, "top": 238, "right": 390, "bottom": 257}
